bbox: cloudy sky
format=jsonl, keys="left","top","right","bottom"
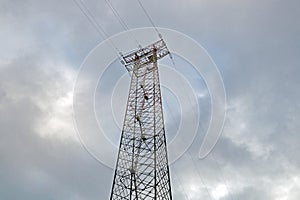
{"left": 1, "top": 0, "right": 300, "bottom": 199}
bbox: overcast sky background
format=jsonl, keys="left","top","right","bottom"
{"left": 1, "top": 0, "right": 300, "bottom": 199}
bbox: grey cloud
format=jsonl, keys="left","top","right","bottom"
{"left": 1, "top": 0, "right": 300, "bottom": 199}
{"left": 0, "top": 56, "right": 112, "bottom": 199}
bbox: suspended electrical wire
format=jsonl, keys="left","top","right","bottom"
{"left": 197, "top": 120, "right": 234, "bottom": 200}
{"left": 103, "top": 0, "right": 141, "bottom": 47}
{"left": 73, "top": 0, "right": 123, "bottom": 59}
{"left": 211, "top": 153, "right": 234, "bottom": 200}
{"left": 172, "top": 169, "right": 190, "bottom": 200}
{"left": 73, "top": 1, "right": 230, "bottom": 199}
{"left": 163, "top": 96, "right": 214, "bottom": 200}
{"left": 137, "top": 0, "right": 161, "bottom": 38}
{"left": 104, "top": 0, "right": 129, "bottom": 31}
{"left": 164, "top": 84, "right": 229, "bottom": 200}
{"left": 136, "top": 0, "right": 176, "bottom": 66}
{"left": 187, "top": 151, "right": 215, "bottom": 200}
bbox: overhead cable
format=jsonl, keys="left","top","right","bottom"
{"left": 73, "top": 0, "right": 123, "bottom": 59}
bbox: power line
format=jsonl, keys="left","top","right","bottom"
{"left": 137, "top": 0, "right": 161, "bottom": 38}
{"left": 211, "top": 153, "right": 234, "bottom": 200}
{"left": 187, "top": 151, "right": 214, "bottom": 200}
{"left": 73, "top": 1, "right": 228, "bottom": 199}
{"left": 104, "top": 0, "right": 130, "bottom": 31}
{"left": 163, "top": 93, "right": 213, "bottom": 200}
{"left": 172, "top": 169, "right": 190, "bottom": 200}
{"left": 73, "top": 0, "right": 122, "bottom": 59}
{"left": 136, "top": 0, "right": 176, "bottom": 65}
{"left": 197, "top": 116, "right": 234, "bottom": 200}
{"left": 103, "top": 0, "right": 140, "bottom": 47}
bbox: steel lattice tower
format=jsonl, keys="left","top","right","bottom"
{"left": 110, "top": 40, "right": 173, "bottom": 200}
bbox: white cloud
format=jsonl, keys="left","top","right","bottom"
{"left": 1, "top": 0, "right": 300, "bottom": 199}
{"left": 211, "top": 184, "right": 228, "bottom": 199}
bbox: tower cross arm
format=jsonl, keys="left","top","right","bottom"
{"left": 122, "top": 39, "right": 170, "bottom": 72}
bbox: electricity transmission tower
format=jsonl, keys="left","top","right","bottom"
{"left": 110, "top": 39, "right": 173, "bottom": 200}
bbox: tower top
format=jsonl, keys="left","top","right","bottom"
{"left": 121, "top": 39, "right": 170, "bottom": 72}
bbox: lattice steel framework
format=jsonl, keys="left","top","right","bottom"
{"left": 110, "top": 40, "right": 172, "bottom": 200}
